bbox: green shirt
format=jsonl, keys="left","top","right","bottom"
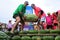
{"left": 13, "top": 4, "right": 26, "bottom": 17}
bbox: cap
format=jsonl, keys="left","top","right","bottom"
{"left": 47, "top": 12, "right": 50, "bottom": 15}
{"left": 24, "top": 1, "right": 29, "bottom": 5}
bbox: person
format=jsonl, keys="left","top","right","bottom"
{"left": 43, "top": 22, "right": 47, "bottom": 30}
{"left": 53, "top": 20, "right": 58, "bottom": 30}
{"left": 17, "top": 23, "right": 22, "bottom": 31}
{"left": 0, "top": 23, "right": 2, "bottom": 31}
{"left": 33, "top": 24, "right": 40, "bottom": 30}
{"left": 31, "top": 4, "right": 46, "bottom": 30}
{"left": 57, "top": 12, "right": 60, "bottom": 29}
{"left": 52, "top": 12, "right": 57, "bottom": 20}
{"left": 23, "top": 22, "right": 29, "bottom": 31}
{"left": 31, "top": 4, "right": 42, "bottom": 17}
{"left": 38, "top": 21, "right": 43, "bottom": 30}
{"left": 40, "top": 13, "right": 46, "bottom": 22}
{"left": 31, "top": 4, "right": 43, "bottom": 22}
{"left": 7, "top": 20, "right": 13, "bottom": 31}
{"left": 11, "top": 1, "right": 29, "bottom": 33}
{"left": 31, "top": 4, "right": 46, "bottom": 23}
{"left": 31, "top": 4, "right": 40, "bottom": 22}
{"left": 52, "top": 12, "right": 58, "bottom": 30}
{"left": 38, "top": 10, "right": 46, "bottom": 29}
{"left": 46, "top": 13, "right": 53, "bottom": 29}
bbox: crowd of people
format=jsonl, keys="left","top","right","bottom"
{"left": 0, "top": 1, "right": 60, "bottom": 33}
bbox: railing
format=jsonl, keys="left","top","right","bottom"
{"left": 19, "top": 34, "right": 60, "bottom": 36}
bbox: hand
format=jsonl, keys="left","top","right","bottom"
{"left": 22, "top": 16, "right": 26, "bottom": 20}
{"left": 24, "top": 16, "right": 26, "bottom": 19}
{"left": 20, "top": 12, "right": 23, "bottom": 14}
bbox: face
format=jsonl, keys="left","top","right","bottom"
{"left": 25, "top": 22, "right": 29, "bottom": 25}
{"left": 31, "top": 4, "right": 35, "bottom": 9}
{"left": 25, "top": 3, "right": 29, "bottom": 6}
{"left": 48, "top": 14, "right": 50, "bottom": 16}
{"left": 24, "top": 1, "right": 29, "bottom": 6}
{"left": 31, "top": 6, "right": 34, "bottom": 9}
{"left": 53, "top": 12, "right": 56, "bottom": 15}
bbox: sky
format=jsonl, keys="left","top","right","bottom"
{"left": 0, "top": 0, "right": 60, "bottom": 24}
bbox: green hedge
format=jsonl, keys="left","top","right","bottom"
{"left": 14, "top": 30, "right": 19, "bottom": 35}
{"left": 19, "top": 30, "right": 38, "bottom": 34}
{"left": 0, "top": 31, "right": 9, "bottom": 40}
{"left": 32, "top": 36, "right": 41, "bottom": 40}
{"left": 28, "top": 30, "right": 38, "bottom": 34}
{"left": 12, "top": 36, "right": 20, "bottom": 40}
{"left": 43, "top": 36, "right": 54, "bottom": 40}
{"left": 21, "top": 36, "right": 31, "bottom": 40}
{"left": 55, "top": 36, "right": 60, "bottom": 40}
{"left": 19, "top": 31, "right": 28, "bottom": 34}
{"left": 38, "top": 30, "right": 50, "bottom": 34}
{"left": 50, "top": 30, "right": 60, "bottom": 34}
{"left": 19, "top": 30, "right": 60, "bottom": 34}
{"left": 4, "top": 31, "right": 12, "bottom": 36}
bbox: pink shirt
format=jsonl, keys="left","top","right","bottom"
{"left": 46, "top": 15, "right": 52, "bottom": 25}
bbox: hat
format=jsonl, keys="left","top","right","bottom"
{"left": 47, "top": 12, "right": 50, "bottom": 15}
{"left": 24, "top": 1, "right": 29, "bottom": 5}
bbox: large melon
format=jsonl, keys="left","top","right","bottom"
{"left": 24, "top": 14, "right": 38, "bottom": 22}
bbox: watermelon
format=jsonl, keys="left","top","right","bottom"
{"left": 24, "top": 14, "right": 38, "bottom": 22}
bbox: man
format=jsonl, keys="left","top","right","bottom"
{"left": 7, "top": 20, "right": 13, "bottom": 31}
{"left": 31, "top": 4, "right": 42, "bottom": 22}
{"left": 0, "top": 23, "right": 2, "bottom": 31}
{"left": 31, "top": 4, "right": 42, "bottom": 17}
{"left": 57, "top": 12, "right": 60, "bottom": 29}
{"left": 46, "top": 13, "right": 53, "bottom": 29}
{"left": 11, "top": 1, "right": 29, "bottom": 33}
{"left": 52, "top": 12, "right": 58, "bottom": 30}
{"left": 31, "top": 4, "right": 46, "bottom": 20}
{"left": 31, "top": 4, "right": 45, "bottom": 29}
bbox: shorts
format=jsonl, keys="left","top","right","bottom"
{"left": 13, "top": 13, "right": 23, "bottom": 19}
{"left": 13, "top": 14, "right": 24, "bottom": 25}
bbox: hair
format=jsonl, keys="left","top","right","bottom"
{"left": 40, "top": 10, "right": 44, "bottom": 15}
{"left": 31, "top": 4, "right": 35, "bottom": 6}
{"left": 24, "top": 1, "right": 29, "bottom": 5}
{"left": 56, "top": 12, "right": 58, "bottom": 14}
{"left": 31, "top": 4, "right": 35, "bottom": 8}
{"left": 56, "top": 12, "right": 58, "bottom": 16}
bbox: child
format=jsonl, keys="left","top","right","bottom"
{"left": 57, "top": 12, "right": 60, "bottom": 29}
{"left": 46, "top": 13, "right": 53, "bottom": 29}
{"left": 23, "top": 22, "right": 29, "bottom": 31}
{"left": 34, "top": 24, "right": 40, "bottom": 30}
